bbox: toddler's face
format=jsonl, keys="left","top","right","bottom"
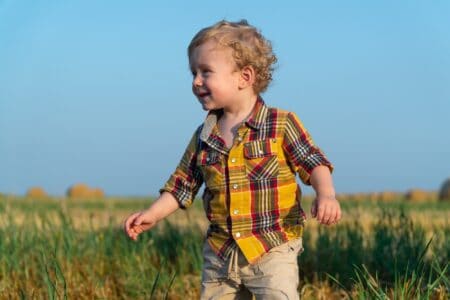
{"left": 189, "top": 40, "right": 241, "bottom": 111}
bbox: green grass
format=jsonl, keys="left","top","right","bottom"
{"left": 0, "top": 195, "right": 448, "bottom": 299}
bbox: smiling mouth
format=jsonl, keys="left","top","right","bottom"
{"left": 197, "top": 91, "right": 210, "bottom": 98}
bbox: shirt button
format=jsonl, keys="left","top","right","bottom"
{"left": 206, "top": 157, "right": 210, "bottom": 162}
{"left": 232, "top": 184, "right": 238, "bottom": 190}
{"left": 231, "top": 158, "right": 236, "bottom": 163}
{"left": 237, "top": 136, "right": 243, "bottom": 142}
{"left": 233, "top": 209, "right": 239, "bottom": 215}
{"left": 235, "top": 232, "right": 241, "bottom": 238}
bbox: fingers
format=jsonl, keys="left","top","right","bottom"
{"left": 322, "top": 206, "right": 332, "bottom": 225}
{"left": 134, "top": 213, "right": 143, "bottom": 226}
{"left": 317, "top": 205, "right": 333, "bottom": 225}
{"left": 124, "top": 210, "right": 157, "bottom": 241}
{"left": 124, "top": 212, "right": 143, "bottom": 241}
{"left": 316, "top": 203, "right": 326, "bottom": 223}
{"left": 123, "top": 213, "right": 133, "bottom": 234}
{"left": 325, "top": 208, "right": 339, "bottom": 225}
{"left": 314, "top": 199, "right": 342, "bottom": 226}
{"left": 124, "top": 212, "right": 139, "bottom": 232}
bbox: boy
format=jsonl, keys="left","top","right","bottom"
{"left": 124, "top": 20, "right": 341, "bottom": 299}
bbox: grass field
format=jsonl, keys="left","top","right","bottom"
{"left": 0, "top": 194, "right": 448, "bottom": 299}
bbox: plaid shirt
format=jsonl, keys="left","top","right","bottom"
{"left": 160, "top": 97, "right": 333, "bottom": 264}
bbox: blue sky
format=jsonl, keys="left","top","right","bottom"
{"left": 1, "top": 1, "right": 449, "bottom": 197}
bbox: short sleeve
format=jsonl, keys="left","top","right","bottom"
{"left": 282, "top": 112, "right": 333, "bottom": 185}
{"left": 159, "top": 126, "right": 204, "bottom": 209}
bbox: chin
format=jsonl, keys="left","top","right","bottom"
{"left": 199, "top": 102, "right": 210, "bottom": 111}
{"left": 198, "top": 100, "right": 211, "bottom": 110}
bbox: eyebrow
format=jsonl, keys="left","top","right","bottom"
{"left": 191, "top": 63, "right": 212, "bottom": 70}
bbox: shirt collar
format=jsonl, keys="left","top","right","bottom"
{"left": 245, "top": 96, "right": 268, "bottom": 130}
{"left": 200, "top": 96, "right": 268, "bottom": 142}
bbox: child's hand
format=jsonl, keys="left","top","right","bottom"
{"left": 311, "top": 195, "right": 341, "bottom": 225}
{"left": 123, "top": 192, "right": 180, "bottom": 241}
{"left": 123, "top": 209, "right": 157, "bottom": 241}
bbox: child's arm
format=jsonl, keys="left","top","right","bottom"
{"left": 123, "top": 191, "right": 179, "bottom": 241}
{"left": 310, "top": 165, "right": 341, "bottom": 225}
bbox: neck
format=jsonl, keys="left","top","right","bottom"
{"left": 221, "top": 94, "right": 258, "bottom": 122}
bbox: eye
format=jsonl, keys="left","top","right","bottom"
{"left": 202, "top": 69, "right": 212, "bottom": 76}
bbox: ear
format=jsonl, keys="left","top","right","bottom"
{"left": 238, "top": 65, "right": 255, "bottom": 89}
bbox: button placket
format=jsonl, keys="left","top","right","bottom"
{"left": 228, "top": 132, "right": 246, "bottom": 244}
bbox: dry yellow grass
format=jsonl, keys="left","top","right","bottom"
{"left": 2, "top": 199, "right": 447, "bottom": 240}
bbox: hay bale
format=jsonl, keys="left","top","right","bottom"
{"left": 66, "top": 183, "right": 104, "bottom": 199}
{"left": 438, "top": 178, "right": 450, "bottom": 201}
{"left": 67, "top": 183, "right": 90, "bottom": 198}
{"left": 405, "top": 189, "right": 429, "bottom": 202}
{"left": 26, "top": 187, "right": 48, "bottom": 198}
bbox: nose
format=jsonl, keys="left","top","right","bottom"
{"left": 193, "top": 73, "right": 202, "bottom": 87}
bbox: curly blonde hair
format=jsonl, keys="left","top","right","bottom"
{"left": 188, "top": 20, "right": 277, "bottom": 94}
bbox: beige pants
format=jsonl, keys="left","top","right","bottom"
{"left": 200, "top": 238, "right": 304, "bottom": 300}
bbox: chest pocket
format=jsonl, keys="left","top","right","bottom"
{"left": 197, "top": 149, "right": 224, "bottom": 188}
{"left": 244, "top": 139, "right": 279, "bottom": 180}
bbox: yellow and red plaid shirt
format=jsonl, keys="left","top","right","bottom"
{"left": 160, "top": 97, "right": 333, "bottom": 264}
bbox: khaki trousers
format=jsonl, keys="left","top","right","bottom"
{"left": 200, "top": 238, "right": 304, "bottom": 300}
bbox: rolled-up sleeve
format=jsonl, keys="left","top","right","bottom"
{"left": 282, "top": 112, "right": 333, "bottom": 185}
{"left": 159, "top": 126, "right": 204, "bottom": 208}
